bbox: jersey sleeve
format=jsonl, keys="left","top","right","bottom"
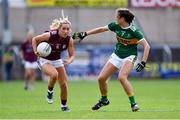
{"left": 133, "top": 29, "right": 144, "bottom": 40}
{"left": 107, "top": 22, "right": 117, "bottom": 32}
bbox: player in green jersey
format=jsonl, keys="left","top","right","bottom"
{"left": 73, "top": 8, "right": 150, "bottom": 112}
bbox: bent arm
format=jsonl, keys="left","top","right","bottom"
{"left": 32, "top": 32, "right": 50, "bottom": 54}
{"left": 67, "top": 38, "right": 75, "bottom": 64}
{"left": 137, "top": 39, "right": 150, "bottom": 62}
{"left": 86, "top": 26, "right": 109, "bottom": 35}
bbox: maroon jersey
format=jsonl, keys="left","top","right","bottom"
{"left": 44, "top": 30, "right": 70, "bottom": 60}
{"left": 21, "top": 40, "right": 37, "bottom": 62}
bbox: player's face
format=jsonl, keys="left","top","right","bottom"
{"left": 116, "top": 14, "right": 124, "bottom": 25}
{"left": 59, "top": 23, "right": 70, "bottom": 38}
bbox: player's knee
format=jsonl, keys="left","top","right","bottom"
{"left": 118, "top": 75, "right": 127, "bottom": 82}
{"left": 50, "top": 71, "right": 58, "bottom": 80}
{"left": 98, "top": 75, "right": 106, "bottom": 83}
{"left": 30, "top": 70, "right": 35, "bottom": 77}
{"left": 26, "top": 71, "right": 31, "bottom": 77}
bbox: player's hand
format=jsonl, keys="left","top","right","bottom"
{"left": 35, "top": 51, "right": 40, "bottom": 57}
{"left": 63, "top": 59, "right": 71, "bottom": 66}
{"left": 72, "top": 32, "right": 87, "bottom": 43}
{"left": 135, "top": 61, "right": 146, "bottom": 72}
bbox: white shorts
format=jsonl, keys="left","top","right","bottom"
{"left": 108, "top": 53, "right": 136, "bottom": 69}
{"left": 24, "top": 61, "right": 38, "bottom": 69}
{"left": 38, "top": 57, "right": 64, "bottom": 68}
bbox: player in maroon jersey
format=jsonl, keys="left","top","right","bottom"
{"left": 20, "top": 29, "right": 37, "bottom": 90}
{"left": 32, "top": 12, "right": 74, "bottom": 112}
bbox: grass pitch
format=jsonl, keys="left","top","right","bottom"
{"left": 0, "top": 79, "right": 180, "bottom": 119}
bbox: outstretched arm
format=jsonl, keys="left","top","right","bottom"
{"left": 86, "top": 26, "right": 109, "bottom": 35}
{"left": 72, "top": 26, "right": 109, "bottom": 42}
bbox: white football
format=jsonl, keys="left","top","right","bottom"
{"left": 37, "top": 42, "right": 52, "bottom": 57}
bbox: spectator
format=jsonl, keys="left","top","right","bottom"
{"left": 3, "top": 46, "right": 14, "bottom": 81}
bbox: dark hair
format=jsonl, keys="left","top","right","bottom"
{"left": 116, "top": 8, "right": 134, "bottom": 24}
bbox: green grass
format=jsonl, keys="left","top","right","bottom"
{"left": 0, "top": 79, "right": 180, "bottom": 119}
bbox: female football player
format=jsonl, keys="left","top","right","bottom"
{"left": 73, "top": 8, "right": 150, "bottom": 112}
{"left": 20, "top": 28, "right": 37, "bottom": 90}
{"left": 32, "top": 11, "right": 74, "bottom": 112}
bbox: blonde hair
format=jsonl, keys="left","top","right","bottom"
{"left": 50, "top": 10, "right": 71, "bottom": 30}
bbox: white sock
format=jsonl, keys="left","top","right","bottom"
{"left": 61, "top": 104, "right": 67, "bottom": 108}
{"left": 48, "top": 90, "right": 53, "bottom": 93}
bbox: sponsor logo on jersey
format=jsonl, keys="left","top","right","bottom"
{"left": 116, "top": 36, "right": 138, "bottom": 45}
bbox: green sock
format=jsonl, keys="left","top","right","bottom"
{"left": 101, "top": 96, "right": 107, "bottom": 102}
{"left": 129, "top": 96, "right": 136, "bottom": 105}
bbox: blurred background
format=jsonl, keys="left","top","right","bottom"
{"left": 0, "top": 0, "right": 180, "bottom": 81}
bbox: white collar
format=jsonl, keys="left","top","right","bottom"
{"left": 120, "top": 23, "right": 132, "bottom": 29}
